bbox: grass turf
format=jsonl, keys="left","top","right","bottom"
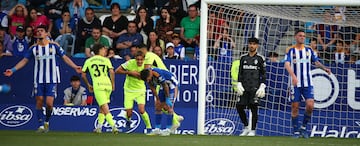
{"left": 0, "top": 130, "right": 359, "bottom": 146}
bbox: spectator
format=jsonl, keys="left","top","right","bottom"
{"left": 164, "top": 42, "right": 179, "bottom": 60}
{"left": 68, "top": 0, "right": 89, "bottom": 21}
{"left": 334, "top": 40, "right": 346, "bottom": 64}
{"left": 63, "top": 75, "right": 87, "bottom": 106}
{"left": 208, "top": 6, "right": 229, "bottom": 40}
{"left": 54, "top": 10, "right": 76, "bottom": 55}
{"left": 107, "top": 48, "right": 121, "bottom": 59}
{"left": 44, "top": 0, "right": 71, "bottom": 23}
{"left": 85, "top": 26, "right": 111, "bottom": 58}
{"left": 153, "top": 46, "right": 163, "bottom": 58}
{"left": 180, "top": 4, "right": 200, "bottom": 54}
{"left": 171, "top": 33, "right": 185, "bottom": 60}
{"left": 116, "top": 21, "right": 143, "bottom": 60}
{"left": 155, "top": 7, "right": 176, "bottom": 43}
{"left": 350, "top": 32, "right": 360, "bottom": 54}
{"left": 8, "top": 4, "right": 28, "bottom": 37}
{"left": 75, "top": 7, "right": 101, "bottom": 54}
{"left": 168, "top": 0, "right": 187, "bottom": 27}
{"left": 147, "top": 30, "right": 165, "bottom": 52}
{"left": 268, "top": 52, "right": 279, "bottom": 63}
{"left": 316, "top": 11, "right": 338, "bottom": 52}
{"left": 0, "top": 11, "right": 8, "bottom": 30}
{"left": 25, "top": 26, "right": 35, "bottom": 46}
{"left": 134, "top": 6, "right": 154, "bottom": 43}
{"left": 27, "top": 8, "right": 52, "bottom": 36}
{"left": 129, "top": 45, "right": 138, "bottom": 59}
{"left": 0, "top": 27, "right": 13, "bottom": 56}
{"left": 214, "top": 28, "right": 235, "bottom": 63}
{"left": 102, "top": 3, "right": 128, "bottom": 49}
{"left": 12, "top": 25, "right": 28, "bottom": 57}
{"left": 0, "top": 0, "right": 17, "bottom": 12}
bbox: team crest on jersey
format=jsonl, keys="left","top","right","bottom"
{"left": 306, "top": 51, "right": 310, "bottom": 56}
{"left": 49, "top": 48, "right": 53, "bottom": 53}
{"left": 244, "top": 61, "right": 247, "bottom": 64}
{"left": 254, "top": 59, "right": 258, "bottom": 65}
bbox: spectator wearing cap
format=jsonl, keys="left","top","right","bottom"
{"left": 12, "top": 25, "right": 28, "bottom": 57}
{"left": 0, "top": 26, "right": 13, "bottom": 57}
{"left": 8, "top": 4, "right": 28, "bottom": 37}
{"left": 171, "top": 33, "right": 185, "bottom": 60}
{"left": 63, "top": 75, "right": 87, "bottom": 106}
{"left": 164, "top": 42, "right": 179, "bottom": 60}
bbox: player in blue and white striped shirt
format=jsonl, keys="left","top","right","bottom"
{"left": 4, "top": 25, "right": 82, "bottom": 133}
{"left": 140, "top": 68, "right": 179, "bottom": 136}
{"left": 284, "top": 30, "right": 331, "bottom": 138}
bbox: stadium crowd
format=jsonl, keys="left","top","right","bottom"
{"left": 0, "top": 1, "right": 359, "bottom": 63}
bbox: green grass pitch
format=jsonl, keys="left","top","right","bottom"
{"left": 0, "top": 130, "right": 359, "bottom": 146}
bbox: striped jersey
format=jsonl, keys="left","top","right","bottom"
{"left": 284, "top": 45, "right": 319, "bottom": 87}
{"left": 24, "top": 42, "right": 65, "bottom": 84}
{"left": 150, "top": 68, "right": 178, "bottom": 90}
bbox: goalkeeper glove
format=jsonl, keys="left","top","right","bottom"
{"left": 255, "top": 83, "right": 266, "bottom": 98}
{"left": 165, "top": 97, "right": 173, "bottom": 107}
{"left": 236, "top": 82, "right": 245, "bottom": 96}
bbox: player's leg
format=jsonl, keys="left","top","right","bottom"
{"left": 124, "top": 91, "right": 135, "bottom": 131}
{"left": 246, "top": 90, "right": 259, "bottom": 136}
{"left": 34, "top": 84, "right": 45, "bottom": 132}
{"left": 95, "top": 90, "right": 118, "bottom": 133}
{"left": 300, "top": 87, "right": 315, "bottom": 138}
{"left": 135, "top": 92, "right": 152, "bottom": 132}
{"left": 148, "top": 99, "right": 162, "bottom": 135}
{"left": 290, "top": 87, "right": 301, "bottom": 138}
{"left": 94, "top": 108, "right": 106, "bottom": 133}
{"left": 236, "top": 91, "right": 250, "bottom": 136}
{"left": 43, "top": 83, "right": 57, "bottom": 132}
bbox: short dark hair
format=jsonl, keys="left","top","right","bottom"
{"left": 248, "top": 37, "right": 259, "bottom": 44}
{"left": 111, "top": 3, "right": 121, "bottom": 10}
{"left": 37, "top": 25, "right": 48, "bottom": 31}
{"left": 140, "top": 69, "right": 150, "bottom": 81}
{"left": 70, "top": 75, "right": 80, "bottom": 81}
{"left": 92, "top": 43, "right": 105, "bottom": 55}
{"left": 135, "top": 50, "right": 144, "bottom": 58}
{"left": 137, "top": 43, "right": 148, "bottom": 51}
{"left": 294, "top": 29, "right": 305, "bottom": 35}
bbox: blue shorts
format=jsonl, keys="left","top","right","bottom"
{"left": 289, "top": 86, "right": 314, "bottom": 102}
{"left": 158, "top": 89, "right": 175, "bottom": 103}
{"left": 33, "top": 83, "right": 57, "bottom": 98}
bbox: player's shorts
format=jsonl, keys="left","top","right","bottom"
{"left": 94, "top": 89, "right": 111, "bottom": 106}
{"left": 237, "top": 90, "right": 258, "bottom": 106}
{"left": 289, "top": 86, "right": 314, "bottom": 102}
{"left": 158, "top": 89, "right": 175, "bottom": 103}
{"left": 33, "top": 83, "right": 57, "bottom": 98}
{"left": 124, "top": 91, "right": 146, "bottom": 109}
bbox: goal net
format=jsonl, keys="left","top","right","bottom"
{"left": 198, "top": 1, "right": 360, "bottom": 138}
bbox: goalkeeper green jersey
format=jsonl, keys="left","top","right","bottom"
{"left": 121, "top": 59, "right": 146, "bottom": 92}
{"left": 145, "top": 52, "right": 168, "bottom": 70}
{"left": 82, "top": 55, "right": 113, "bottom": 90}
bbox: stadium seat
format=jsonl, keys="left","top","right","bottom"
{"left": 127, "top": 15, "right": 135, "bottom": 21}
{"left": 86, "top": 96, "right": 94, "bottom": 105}
{"left": 151, "top": 15, "right": 160, "bottom": 29}
{"left": 88, "top": 0, "right": 104, "bottom": 9}
{"left": 99, "top": 14, "right": 111, "bottom": 25}
{"left": 105, "top": 0, "right": 130, "bottom": 10}
{"left": 304, "top": 21, "right": 315, "bottom": 33}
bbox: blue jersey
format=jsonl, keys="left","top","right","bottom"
{"left": 150, "top": 68, "right": 178, "bottom": 90}
{"left": 12, "top": 38, "right": 29, "bottom": 57}
{"left": 217, "top": 41, "right": 233, "bottom": 63}
{"left": 284, "top": 45, "right": 319, "bottom": 87}
{"left": 24, "top": 42, "right": 65, "bottom": 84}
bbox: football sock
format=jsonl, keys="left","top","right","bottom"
{"left": 97, "top": 113, "right": 105, "bottom": 128}
{"left": 155, "top": 113, "right": 162, "bottom": 129}
{"left": 141, "top": 112, "right": 152, "bottom": 129}
{"left": 162, "top": 109, "right": 180, "bottom": 125}
{"left": 302, "top": 113, "right": 311, "bottom": 128}
{"left": 249, "top": 104, "right": 258, "bottom": 130}
{"left": 36, "top": 108, "right": 44, "bottom": 127}
{"left": 105, "top": 113, "right": 115, "bottom": 127}
{"left": 236, "top": 105, "right": 248, "bottom": 126}
{"left": 45, "top": 107, "right": 52, "bottom": 122}
{"left": 166, "top": 113, "right": 173, "bottom": 129}
{"left": 292, "top": 116, "right": 299, "bottom": 133}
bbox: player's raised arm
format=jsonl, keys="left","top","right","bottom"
{"left": 3, "top": 58, "right": 29, "bottom": 77}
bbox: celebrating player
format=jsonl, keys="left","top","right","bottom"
{"left": 3, "top": 25, "right": 82, "bottom": 133}
{"left": 81, "top": 43, "right": 119, "bottom": 134}
{"left": 284, "top": 30, "right": 331, "bottom": 138}
{"left": 233, "top": 37, "right": 266, "bottom": 136}
{"left": 115, "top": 50, "right": 152, "bottom": 133}
{"left": 138, "top": 44, "right": 184, "bottom": 133}
{"left": 140, "top": 68, "right": 179, "bottom": 136}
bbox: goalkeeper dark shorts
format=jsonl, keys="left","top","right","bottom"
{"left": 238, "top": 90, "right": 259, "bottom": 105}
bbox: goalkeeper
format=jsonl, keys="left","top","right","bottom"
{"left": 231, "top": 37, "right": 266, "bottom": 136}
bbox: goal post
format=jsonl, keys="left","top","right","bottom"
{"left": 198, "top": 0, "right": 360, "bottom": 136}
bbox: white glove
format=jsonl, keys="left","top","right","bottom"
{"left": 236, "top": 82, "right": 245, "bottom": 96}
{"left": 256, "top": 83, "right": 266, "bottom": 98}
